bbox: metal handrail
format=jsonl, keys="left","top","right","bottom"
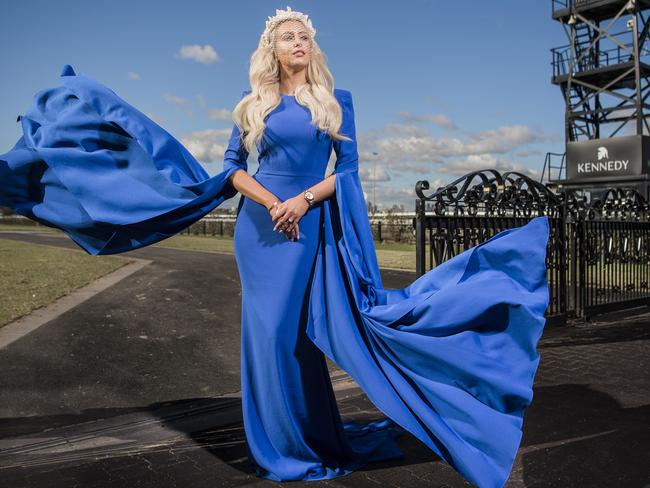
{"left": 540, "top": 152, "right": 567, "bottom": 184}
{"left": 552, "top": 0, "right": 617, "bottom": 15}
{"left": 551, "top": 30, "right": 650, "bottom": 77}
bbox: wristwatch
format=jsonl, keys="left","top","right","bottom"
{"left": 303, "top": 190, "right": 315, "bottom": 207}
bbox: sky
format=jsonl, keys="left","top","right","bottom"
{"left": 1, "top": 0, "right": 569, "bottom": 210}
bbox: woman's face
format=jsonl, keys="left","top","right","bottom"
{"left": 273, "top": 20, "right": 312, "bottom": 70}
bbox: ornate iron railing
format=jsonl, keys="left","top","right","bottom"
{"left": 414, "top": 169, "right": 650, "bottom": 325}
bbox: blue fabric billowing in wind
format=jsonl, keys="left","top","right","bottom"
{"left": 1, "top": 64, "right": 239, "bottom": 254}
{"left": 0, "top": 65, "right": 550, "bottom": 488}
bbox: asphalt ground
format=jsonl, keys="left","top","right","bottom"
{"left": 0, "top": 230, "right": 648, "bottom": 488}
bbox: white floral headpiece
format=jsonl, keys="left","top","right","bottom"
{"left": 260, "top": 6, "right": 316, "bottom": 49}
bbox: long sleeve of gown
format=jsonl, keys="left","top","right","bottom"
{"left": 307, "top": 91, "right": 551, "bottom": 488}
{"left": 221, "top": 90, "right": 251, "bottom": 201}
{"left": 328, "top": 91, "right": 384, "bottom": 289}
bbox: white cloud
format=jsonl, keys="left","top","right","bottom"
{"left": 397, "top": 112, "right": 459, "bottom": 131}
{"left": 175, "top": 44, "right": 220, "bottom": 64}
{"left": 353, "top": 121, "right": 557, "bottom": 179}
{"left": 359, "top": 164, "right": 391, "bottom": 183}
{"left": 163, "top": 94, "right": 191, "bottom": 106}
{"left": 380, "top": 161, "right": 436, "bottom": 175}
{"left": 437, "top": 154, "right": 541, "bottom": 179}
{"left": 363, "top": 180, "right": 444, "bottom": 210}
{"left": 180, "top": 128, "right": 232, "bottom": 163}
{"left": 514, "top": 149, "right": 544, "bottom": 158}
{"left": 373, "top": 124, "right": 546, "bottom": 164}
{"left": 163, "top": 93, "right": 194, "bottom": 117}
{"left": 207, "top": 108, "right": 233, "bottom": 121}
{"left": 465, "top": 125, "right": 549, "bottom": 151}
{"left": 127, "top": 71, "right": 141, "bottom": 80}
{"left": 380, "top": 123, "right": 433, "bottom": 139}
{"left": 342, "top": 113, "right": 556, "bottom": 208}
{"left": 437, "top": 153, "right": 500, "bottom": 175}
{"left": 172, "top": 106, "right": 550, "bottom": 209}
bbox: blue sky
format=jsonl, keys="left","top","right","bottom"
{"left": 1, "top": 0, "right": 568, "bottom": 209}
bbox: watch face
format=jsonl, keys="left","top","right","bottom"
{"left": 305, "top": 190, "right": 314, "bottom": 200}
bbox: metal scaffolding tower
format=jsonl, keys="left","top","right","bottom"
{"left": 543, "top": 0, "right": 650, "bottom": 199}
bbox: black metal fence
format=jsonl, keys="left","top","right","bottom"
{"left": 180, "top": 213, "right": 418, "bottom": 244}
{"left": 179, "top": 218, "right": 236, "bottom": 237}
{"left": 413, "top": 169, "right": 650, "bottom": 325}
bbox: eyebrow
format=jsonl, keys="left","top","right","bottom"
{"left": 280, "top": 31, "right": 309, "bottom": 35}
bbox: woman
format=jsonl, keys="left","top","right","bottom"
{"left": 0, "top": 6, "right": 551, "bottom": 488}
{"left": 232, "top": 8, "right": 411, "bottom": 482}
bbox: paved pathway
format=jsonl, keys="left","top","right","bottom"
{"left": 0, "top": 231, "right": 648, "bottom": 487}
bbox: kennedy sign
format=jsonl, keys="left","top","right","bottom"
{"left": 566, "top": 135, "right": 649, "bottom": 181}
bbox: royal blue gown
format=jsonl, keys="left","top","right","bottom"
{"left": 0, "top": 65, "right": 551, "bottom": 488}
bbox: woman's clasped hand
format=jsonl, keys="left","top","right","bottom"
{"left": 268, "top": 193, "right": 311, "bottom": 241}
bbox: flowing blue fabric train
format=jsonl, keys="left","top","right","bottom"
{"left": 0, "top": 64, "right": 238, "bottom": 254}
{"left": 0, "top": 65, "right": 551, "bottom": 488}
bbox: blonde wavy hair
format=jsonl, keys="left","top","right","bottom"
{"left": 231, "top": 18, "right": 351, "bottom": 155}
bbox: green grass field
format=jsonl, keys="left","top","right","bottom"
{"left": 152, "top": 233, "right": 417, "bottom": 270}
{"left": 0, "top": 223, "right": 418, "bottom": 327}
{"left": 0, "top": 223, "right": 418, "bottom": 270}
{"left": 0, "top": 239, "right": 133, "bottom": 327}
{"left": 0, "top": 224, "right": 60, "bottom": 232}
{"left": 1, "top": 224, "right": 418, "bottom": 267}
